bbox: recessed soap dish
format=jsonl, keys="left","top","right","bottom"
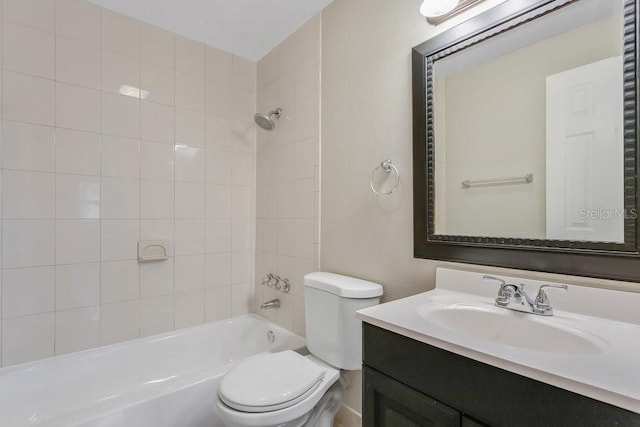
{"left": 138, "top": 240, "right": 170, "bottom": 262}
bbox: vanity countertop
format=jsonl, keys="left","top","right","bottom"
{"left": 356, "top": 268, "right": 640, "bottom": 413}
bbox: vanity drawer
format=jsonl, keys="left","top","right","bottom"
{"left": 363, "top": 323, "right": 640, "bottom": 427}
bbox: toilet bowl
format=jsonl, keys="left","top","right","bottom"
{"left": 216, "top": 272, "right": 383, "bottom": 427}
{"left": 217, "top": 352, "right": 341, "bottom": 427}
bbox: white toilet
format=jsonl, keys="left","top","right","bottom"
{"left": 216, "top": 272, "right": 383, "bottom": 427}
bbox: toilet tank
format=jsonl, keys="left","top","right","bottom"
{"left": 304, "top": 272, "right": 383, "bottom": 370}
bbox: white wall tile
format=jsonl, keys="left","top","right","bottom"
{"left": 3, "top": 22, "right": 55, "bottom": 79}
{"left": 2, "top": 220, "right": 55, "bottom": 268}
{"left": 101, "top": 177, "right": 139, "bottom": 219}
{"left": 141, "top": 62, "right": 174, "bottom": 105}
{"left": 232, "top": 219, "right": 252, "bottom": 251}
{"left": 101, "top": 9, "right": 140, "bottom": 58}
{"left": 101, "top": 260, "right": 139, "bottom": 304}
{"left": 206, "top": 82, "right": 232, "bottom": 118}
{"left": 55, "top": 263, "right": 100, "bottom": 310}
{"left": 101, "top": 92, "right": 140, "bottom": 138}
{"left": 101, "top": 220, "right": 139, "bottom": 261}
{"left": 231, "top": 284, "right": 254, "bottom": 316}
{"left": 2, "top": 121, "right": 55, "bottom": 172}
{"left": 101, "top": 135, "right": 140, "bottom": 179}
{"left": 206, "top": 184, "right": 232, "bottom": 219}
{"left": 3, "top": 71, "right": 55, "bottom": 126}
{"left": 174, "top": 255, "right": 204, "bottom": 292}
{"left": 56, "top": 0, "right": 101, "bottom": 46}
{"left": 174, "top": 290, "right": 204, "bottom": 328}
{"left": 175, "top": 72, "right": 205, "bottom": 112}
{"left": 205, "top": 286, "right": 231, "bottom": 322}
{"left": 56, "top": 83, "right": 101, "bottom": 133}
{"left": 296, "top": 138, "right": 315, "bottom": 180}
{"left": 56, "top": 36, "right": 100, "bottom": 89}
{"left": 140, "top": 219, "right": 174, "bottom": 251}
{"left": 205, "top": 219, "right": 232, "bottom": 253}
{"left": 232, "top": 153, "right": 254, "bottom": 186}
{"left": 3, "top": 170, "right": 55, "bottom": 219}
{"left": 232, "top": 186, "right": 252, "bottom": 219}
{"left": 140, "top": 259, "right": 174, "bottom": 298}
{"left": 141, "top": 101, "right": 174, "bottom": 143}
{"left": 3, "top": 0, "right": 55, "bottom": 32}
{"left": 141, "top": 24, "right": 174, "bottom": 68}
{"left": 232, "top": 88, "right": 255, "bottom": 123}
{"left": 101, "top": 50, "right": 140, "bottom": 95}
{"left": 206, "top": 150, "right": 232, "bottom": 184}
{"left": 205, "top": 115, "right": 233, "bottom": 151}
{"left": 55, "top": 220, "right": 100, "bottom": 265}
{"left": 55, "top": 174, "right": 99, "bottom": 220}
{"left": 175, "top": 219, "right": 205, "bottom": 256}
{"left": 175, "top": 109, "right": 204, "bottom": 148}
{"left": 232, "top": 120, "right": 256, "bottom": 154}
{"left": 175, "top": 182, "right": 204, "bottom": 218}
{"left": 2, "top": 266, "right": 54, "bottom": 318}
{"left": 175, "top": 145, "right": 204, "bottom": 183}
{"left": 294, "top": 219, "right": 315, "bottom": 260}
{"left": 206, "top": 47, "right": 232, "bottom": 85}
{"left": 232, "top": 251, "right": 252, "bottom": 285}
{"left": 55, "top": 129, "right": 100, "bottom": 176}
{"left": 141, "top": 141, "right": 174, "bottom": 181}
{"left": 175, "top": 36, "right": 204, "bottom": 77}
{"left": 55, "top": 306, "right": 100, "bottom": 355}
{"left": 101, "top": 300, "right": 140, "bottom": 345}
{"left": 232, "top": 56, "right": 257, "bottom": 91}
{"left": 140, "top": 180, "right": 174, "bottom": 219}
{"left": 2, "top": 313, "right": 54, "bottom": 366}
{"left": 205, "top": 253, "right": 232, "bottom": 288}
{"left": 140, "top": 295, "right": 174, "bottom": 337}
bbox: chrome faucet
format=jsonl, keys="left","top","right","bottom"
{"left": 483, "top": 275, "right": 567, "bottom": 316}
{"left": 260, "top": 298, "right": 280, "bottom": 309}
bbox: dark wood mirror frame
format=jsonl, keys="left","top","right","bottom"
{"left": 412, "top": 0, "right": 640, "bottom": 282}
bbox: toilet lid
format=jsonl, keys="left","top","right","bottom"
{"left": 218, "top": 350, "right": 326, "bottom": 413}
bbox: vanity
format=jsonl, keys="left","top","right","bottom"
{"left": 357, "top": 268, "right": 640, "bottom": 426}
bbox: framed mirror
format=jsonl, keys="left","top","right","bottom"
{"left": 412, "top": 0, "right": 640, "bottom": 281}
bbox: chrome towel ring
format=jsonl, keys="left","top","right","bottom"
{"left": 370, "top": 159, "right": 400, "bottom": 196}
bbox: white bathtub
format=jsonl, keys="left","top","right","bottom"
{"left": 0, "top": 314, "right": 306, "bottom": 427}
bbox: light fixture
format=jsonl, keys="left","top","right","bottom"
{"left": 420, "top": 0, "right": 460, "bottom": 18}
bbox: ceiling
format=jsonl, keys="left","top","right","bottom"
{"left": 88, "top": 0, "right": 333, "bottom": 61}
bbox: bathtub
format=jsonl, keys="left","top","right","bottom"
{"left": 0, "top": 314, "right": 306, "bottom": 427}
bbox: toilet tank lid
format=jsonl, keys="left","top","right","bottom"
{"left": 304, "top": 272, "right": 383, "bottom": 298}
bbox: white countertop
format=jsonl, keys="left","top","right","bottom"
{"left": 356, "top": 267, "right": 640, "bottom": 414}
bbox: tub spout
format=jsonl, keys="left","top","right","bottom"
{"left": 260, "top": 299, "right": 280, "bottom": 309}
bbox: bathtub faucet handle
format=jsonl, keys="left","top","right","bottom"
{"left": 280, "top": 278, "right": 291, "bottom": 293}
{"left": 263, "top": 273, "right": 275, "bottom": 286}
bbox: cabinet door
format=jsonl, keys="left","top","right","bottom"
{"left": 363, "top": 367, "right": 460, "bottom": 427}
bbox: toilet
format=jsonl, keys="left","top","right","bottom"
{"left": 216, "top": 272, "right": 383, "bottom": 427}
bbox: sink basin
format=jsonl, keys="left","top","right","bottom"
{"left": 418, "top": 304, "right": 606, "bottom": 355}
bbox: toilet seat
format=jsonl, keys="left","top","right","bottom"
{"left": 218, "top": 351, "right": 326, "bottom": 413}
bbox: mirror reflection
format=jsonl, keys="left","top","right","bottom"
{"left": 432, "top": 0, "right": 626, "bottom": 242}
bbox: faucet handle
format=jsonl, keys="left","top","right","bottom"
{"left": 535, "top": 284, "right": 568, "bottom": 308}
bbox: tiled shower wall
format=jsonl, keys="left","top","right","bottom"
{"left": 255, "top": 15, "right": 321, "bottom": 335}
{"left": 0, "top": 0, "right": 256, "bottom": 366}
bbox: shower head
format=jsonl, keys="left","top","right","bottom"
{"left": 254, "top": 108, "right": 283, "bottom": 131}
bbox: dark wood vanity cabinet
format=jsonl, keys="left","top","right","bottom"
{"left": 362, "top": 324, "right": 640, "bottom": 427}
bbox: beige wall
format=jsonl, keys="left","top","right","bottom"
{"left": 320, "top": 0, "right": 640, "bottom": 416}
{"left": 440, "top": 16, "right": 622, "bottom": 238}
